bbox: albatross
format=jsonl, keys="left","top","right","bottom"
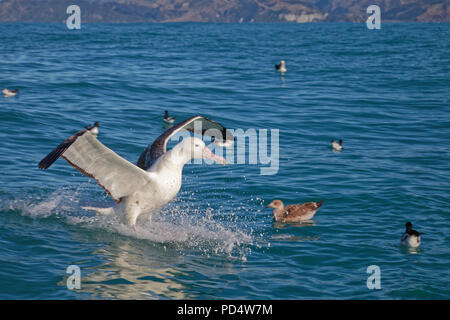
{"left": 38, "top": 116, "right": 234, "bottom": 227}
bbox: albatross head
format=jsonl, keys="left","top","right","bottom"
{"left": 177, "top": 137, "right": 226, "bottom": 165}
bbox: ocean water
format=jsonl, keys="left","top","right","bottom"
{"left": 0, "top": 22, "right": 449, "bottom": 299}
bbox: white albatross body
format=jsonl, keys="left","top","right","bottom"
{"left": 111, "top": 141, "right": 193, "bottom": 225}
{"left": 38, "top": 116, "right": 233, "bottom": 227}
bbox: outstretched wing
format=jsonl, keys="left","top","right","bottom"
{"left": 39, "top": 127, "right": 151, "bottom": 203}
{"left": 137, "top": 115, "right": 234, "bottom": 171}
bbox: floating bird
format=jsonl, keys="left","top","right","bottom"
{"left": 84, "top": 121, "right": 99, "bottom": 134}
{"left": 2, "top": 88, "right": 18, "bottom": 97}
{"left": 275, "top": 60, "right": 286, "bottom": 73}
{"left": 163, "top": 110, "right": 175, "bottom": 124}
{"left": 38, "top": 116, "right": 234, "bottom": 227}
{"left": 265, "top": 199, "right": 325, "bottom": 223}
{"left": 331, "top": 139, "right": 343, "bottom": 151}
{"left": 401, "top": 221, "right": 421, "bottom": 248}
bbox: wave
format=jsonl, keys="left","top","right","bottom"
{"left": 1, "top": 184, "right": 254, "bottom": 260}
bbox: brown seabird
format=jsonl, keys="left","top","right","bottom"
{"left": 265, "top": 199, "right": 325, "bottom": 223}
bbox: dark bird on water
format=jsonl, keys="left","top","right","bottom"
{"left": 401, "top": 221, "right": 421, "bottom": 247}
{"left": 275, "top": 60, "right": 286, "bottom": 73}
{"left": 2, "top": 88, "right": 19, "bottom": 97}
{"left": 331, "top": 139, "right": 343, "bottom": 151}
{"left": 163, "top": 110, "right": 175, "bottom": 124}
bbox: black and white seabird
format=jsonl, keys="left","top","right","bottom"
{"left": 84, "top": 121, "right": 99, "bottom": 134}
{"left": 331, "top": 139, "right": 343, "bottom": 151}
{"left": 275, "top": 60, "right": 286, "bottom": 73}
{"left": 2, "top": 88, "right": 19, "bottom": 97}
{"left": 401, "top": 221, "right": 421, "bottom": 248}
{"left": 163, "top": 110, "right": 175, "bottom": 124}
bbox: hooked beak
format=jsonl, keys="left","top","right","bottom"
{"left": 265, "top": 204, "right": 272, "bottom": 209}
{"left": 203, "top": 146, "right": 226, "bottom": 165}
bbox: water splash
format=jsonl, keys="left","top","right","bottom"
{"left": 3, "top": 184, "right": 254, "bottom": 259}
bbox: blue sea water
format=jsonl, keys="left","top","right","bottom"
{"left": 0, "top": 22, "right": 449, "bottom": 299}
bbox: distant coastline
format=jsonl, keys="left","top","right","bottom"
{"left": 1, "top": 0, "right": 449, "bottom": 23}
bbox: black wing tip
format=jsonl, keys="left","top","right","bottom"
{"left": 38, "top": 149, "right": 65, "bottom": 169}
{"left": 38, "top": 155, "right": 56, "bottom": 169}
{"left": 38, "top": 162, "right": 47, "bottom": 169}
{"left": 38, "top": 123, "right": 92, "bottom": 170}
{"left": 38, "top": 159, "right": 47, "bottom": 169}
{"left": 38, "top": 163, "right": 50, "bottom": 170}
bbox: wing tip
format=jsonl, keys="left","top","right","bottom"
{"left": 38, "top": 124, "right": 93, "bottom": 170}
{"left": 38, "top": 162, "right": 48, "bottom": 169}
{"left": 38, "top": 150, "right": 64, "bottom": 169}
